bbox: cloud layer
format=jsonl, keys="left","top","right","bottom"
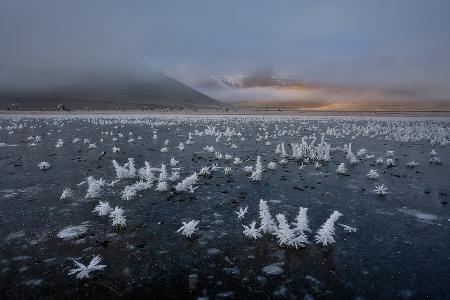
{"left": 0, "top": 0, "right": 449, "bottom": 102}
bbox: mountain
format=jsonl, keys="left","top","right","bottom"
{"left": 0, "top": 72, "right": 229, "bottom": 110}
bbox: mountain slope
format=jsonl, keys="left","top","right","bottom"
{"left": 0, "top": 73, "right": 228, "bottom": 110}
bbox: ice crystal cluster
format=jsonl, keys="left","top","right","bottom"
{"left": 112, "top": 158, "right": 136, "bottom": 179}
{"left": 242, "top": 200, "right": 348, "bottom": 248}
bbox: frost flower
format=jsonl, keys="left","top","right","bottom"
{"left": 175, "top": 172, "right": 199, "bottom": 193}
{"left": 109, "top": 206, "right": 126, "bottom": 227}
{"left": 373, "top": 184, "right": 388, "bottom": 196}
{"left": 38, "top": 161, "right": 50, "bottom": 170}
{"left": 367, "top": 169, "right": 379, "bottom": 179}
{"left": 314, "top": 211, "right": 343, "bottom": 246}
{"left": 259, "top": 199, "right": 276, "bottom": 234}
{"left": 177, "top": 220, "right": 199, "bottom": 237}
{"left": 155, "top": 164, "right": 168, "bottom": 192}
{"left": 336, "top": 163, "right": 347, "bottom": 175}
{"left": 293, "top": 207, "right": 311, "bottom": 234}
{"left": 85, "top": 176, "right": 105, "bottom": 198}
{"left": 69, "top": 255, "right": 107, "bottom": 279}
{"left": 243, "top": 221, "right": 262, "bottom": 240}
{"left": 93, "top": 201, "right": 112, "bottom": 216}
{"left": 406, "top": 161, "right": 419, "bottom": 168}
{"left": 112, "top": 158, "right": 136, "bottom": 179}
{"left": 224, "top": 167, "right": 232, "bottom": 176}
{"left": 275, "top": 214, "right": 307, "bottom": 248}
{"left": 60, "top": 188, "right": 72, "bottom": 200}
{"left": 235, "top": 206, "right": 248, "bottom": 220}
{"left": 250, "top": 156, "right": 263, "bottom": 182}
{"left": 267, "top": 162, "right": 277, "bottom": 169}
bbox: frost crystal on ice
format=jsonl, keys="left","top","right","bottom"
{"left": 259, "top": 199, "right": 276, "bottom": 234}
{"left": 57, "top": 224, "right": 89, "bottom": 240}
{"left": 293, "top": 207, "right": 311, "bottom": 234}
{"left": 177, "top": 220, "right": 199, "bottom": 237}
{"left": 250, "top": 156, "right": 263, "bottom": 181}
{"left": 367, "top": 169, "right": 379, "bottom": 179}
{"left": 243, "top": 221, "right": 262, "bottom": 239}
{"left": 336, "top": 163, "right": 347, "bottom": 175}
{"left": 69, "top": 255, "right": 106, "bottom": 279}
{"left": 339, "top": 223, "right": 357, "bottom": 232}
{"left": 60, "top": 188, "right": 72, "bottom": 200}
{"left": 275, "top": 214, "right": 307, "bottom": 248}
{"left": 406, "top": 161, "right": 419, "bottom": 168}
{"left": 315, "top": 211, "right": 343, "bottom": 246}
{"left": 85, "top": 176, "right": 105, "bottom": 198}
{"left": 38, "top": 161, "right": 50, "bottom": 170}
{"left": 93, "top": 201, "right": 112, "bottom": 216}
{"left": 224, "top": 167, "right": 232, "bottom": 176}
{"left": 112, "top": 158, "right": 136, "bottom": 179}
{"left": 373, "top": 184, "right": 388, "bottom": 196}
{"left": 235, "top": 206, "right": 248, "bottom": 220}
{"left": 155, "top": 164, "right": 169, "bottom": 191}
{"left": 175, "top": 172, "right": 199, "bottom": 193}
{"left": 109, "top": 206, "right": 126, "bottom": 227}
{"left": 170, "top": 157, "right": 180, "bottom": 167}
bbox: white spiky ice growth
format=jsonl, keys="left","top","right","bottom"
{"left": 293, "top": 207, "right": 311, "bottom": 234}
{"left": 85, "top": 176, "right": 105, "bottom": 198}
{"left": 336, "top": 163, "right": 347, "bottom": 175}
{"left": 170, "top": 157, "right": 180, "bottom": 167}
{"left": 175, "top": 172, "right": 199, "bottom": 193}
{"left": 374, "top": 184, "right": 388, "bottom": 196}
{"left": 259, "top": 199, "right": 276, "bottom": 234}
{"left": 177, "top": 220, "right": 199, "bottom": 237}
{"left": 93, "top": 201, "right": 112, "bottom": 216}
{"left": 60, "top": 188, "right": 72, "bottom": 200}
{"left": 55, "top": 139, "right": 64, "bottom": 148}
{"left": 406, "top": 161, "right": 419, "bottom": 168}
{"left": 110, "top": 206, "right": 126, "bottom": 227}
{"left": 138, "top": 161, "right": 156, "bottom": 182}
{"left": 275, "top": 214, "right": 308, "bottom": 249}
{"left": 224, "top": 166, "right": 232, "bottom": 176}
{"left": 155, "top": 163, "right": 169, "bottom": 192}
{"left": 235, "top": 206, "right": 248, "bottom": 220}
{"left": 243, "top": 221, "right": 262, "bottom": 240}
{"left": 112, "top": 158, "right": 136, "bottom": 179}
{"left": 250, "top": 156, "right": 263, "bottom": 181}
{"left": 69, "top": 255, "right": 107, "bottom": 279}
{"left": 38, "top": 161, "right": 50, "bottom": 170}
{"left": 367, "top": 169, "right": 380, "bottom": 179}
{"left": 315, "top": 211, "right": 343, "bottom": 246}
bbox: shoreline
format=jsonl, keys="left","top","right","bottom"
{"left": 1, "top": 109, "right": 450, "bottom": 117}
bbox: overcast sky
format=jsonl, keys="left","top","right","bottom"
{"left": 0, "top": 0, "right": 449, "bottom": 100}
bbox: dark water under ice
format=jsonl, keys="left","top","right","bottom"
{"left": 0, "top": 116, "right": 449, "bottom": 299}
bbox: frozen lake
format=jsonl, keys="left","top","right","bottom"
{"left": 0, "top": 114, "right": 449, "bottom": 299}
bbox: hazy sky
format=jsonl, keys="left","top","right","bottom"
{"left": 1, "top": 0, "right": 449, "bottom": 100}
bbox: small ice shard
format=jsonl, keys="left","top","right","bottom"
{"left": 339, "top": 223, "right": 357, "bottom": 233}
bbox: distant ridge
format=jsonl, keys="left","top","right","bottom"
{"left": 0, "top": 73, "right": 229, "bottom": 111}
